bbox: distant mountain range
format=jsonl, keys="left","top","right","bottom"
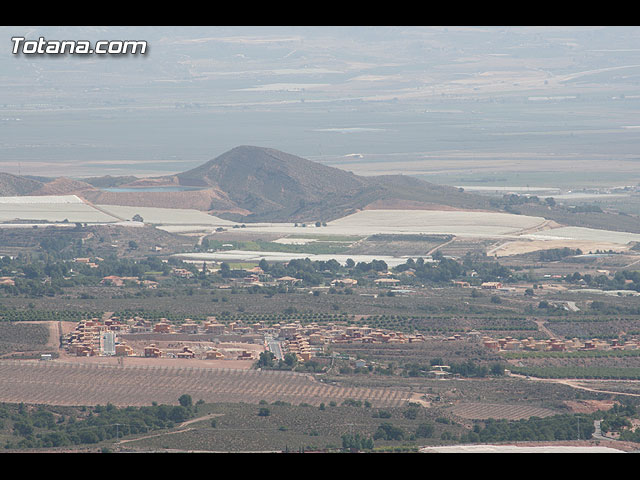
{"left": 0, "top": 146, "right": 494, "bottom": 222}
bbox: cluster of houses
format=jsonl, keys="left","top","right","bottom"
{"left": 482, "top": 335, "right": 640, "bottom": 353}
{"left": 276, "top": 322, "right": 425, "bottom": 363}
{"left": 236, "top": 267, "right": 412, "bottom": 289}
{"left": 64, "top": 318, "right": 132, "bottom": 357}
{"left": 59, "top": 312, "right": 425, "bottom": 365}
{"left": 141, "top": 343, "right": 229, "bottom": 360}
{"left": 61, "top": 316, "right": 252, "bottom": 360}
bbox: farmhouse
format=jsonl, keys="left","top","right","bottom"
{"left": 172, "top": 268, "right": 194, "bottom": 278}
{"left": 176, "top": 347, "right": 195, "bottom": 359}
{"left": 179, "top": 322, "right": 199, "bottom": 334}
{"left": 205, "top": 349, "right": 225, "bottom": 360}
{"left": 237, "top": 350, "right": 255, "bottom": 360}
{"left": 243, "top": 274, "right": 261, "bottom": 284}
{"left": 481, "top": 282, "right": 502, "bottom": 290}
{"left": 0, "top": 277, "right": 15, "bottom": 286}
{"left": 115, "top": 343, "right": 134, "bottom": 356}
{"left": 153, "top": 322, "right": 173, "bottom": 334}
{"left": 101, "top": 275, "right": 125, "bottom": 287}
{"left": 144, "top": 344, "right": 163, "bottom": 358}
{"left": 279, "top": 323, "right": 301, "bottom": 339}
{"left": 204, "top": 321, "right": 226, "bottom": 335}
{"left": 142, "top": 280, "right": 159, "bottom": 289}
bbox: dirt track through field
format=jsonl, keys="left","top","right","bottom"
{"left": 0, "top": 360, "right": 411, "bottom": 408}
{"left": 511, "top": 373, "right": 640, "bottom": 398}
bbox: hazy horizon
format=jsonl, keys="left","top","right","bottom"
{"left": 2, "top": 26, "right": 640, "bottom": 188}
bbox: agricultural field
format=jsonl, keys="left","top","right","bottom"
{"left": 0, "top": 323, "right": 51, "bottom": 357}
{"left": 490, "top": 239, "right": 632, "bottom": 257}
{"left": 0, "top": 196, "right": 118, "bottom": 223}
{"left": 503, "top": 348, "right": 640, "bottom": 380}
{"left": 529, "top": 227, "right": 640, "bottom": 246}
{"left": 543, "top": 317, "right": 640, "bottom": 339}
{"left": 449, "top": 403, "right": 557, "bottom": 420}
{"left": 345, "top": 234, "right": 451, "bottom": 256}
{"left": 174, "top": 250, "right": 419, "bottom": 268}
{"left": 326, "top": 209, "right": 546, "bottom": 237}
{"left": 95, "top": 205, "right": 236, "bottom": 226}
{"left": 0, "top": 360, "right": 412, "bottom": 408}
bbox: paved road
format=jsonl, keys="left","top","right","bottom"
{"left": 265, "top": 336, "right": 284, "bottom": 361}
{"left": 593, "top": 420, "right": 608, "bottom": 441}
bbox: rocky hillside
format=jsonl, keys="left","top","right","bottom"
{"left": 172, "top": 146, "right": 493, "bottom": 222}
{"left": 0, "top": 173, "right": 44, "bottom": 196}
{"left": 0, "top": 146, "right": 495, "bottom": 222}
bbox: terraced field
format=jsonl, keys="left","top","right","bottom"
{"left": 450, "top": 403, "right": 557, "bottom": 420}
{"left": 0, "top": 361, "right": 411, "bottom": 407}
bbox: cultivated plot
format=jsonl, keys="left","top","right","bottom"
{"left": 0, "top": 361, "right": 411, "bottom": 408}
{"left": 326, "top": 209, "right": 546, "bottom": 237}
{"left": 95, "top": 205, "right": 236, "bottom": 225}
{"left": 0, "top": 195, "right": 119, "bottom": 223}
{"left": 174, "top": 250, "right": 424, "bottom": 267}
{"left": 529, "top": 226, "right": 640, "bottom": 245}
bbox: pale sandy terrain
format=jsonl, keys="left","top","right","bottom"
{"left": 174, "top": 250, "right": 423, "bottom": 267}
{"left": 95, "top": 205, "right": 236, "bottom": 225}
{"left": 564, "top": 400, "right": 616, "bottom": 414}
{"left": 326, "top": 209, "right": 546, "bottom": 236}
{"left": 331, "top": 156, "right": 640, "bottom": 177}
{"left": 530, "top": 226, "right": 640, "bottom": 244}
{"left": 0, "top": 200, "right": 118, "bottom": 223}
{"left": 52, "top": 355, "right": 256, "bottom": 370}
{"left": 490, "top": 239, "right": 631, "bottom": 257}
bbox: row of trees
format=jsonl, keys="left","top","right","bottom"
{"left": 465, "top": 414, "right": 595, "bottom": 443}
{"left": 565, "top": 270, "right": 640, "bottom": 292}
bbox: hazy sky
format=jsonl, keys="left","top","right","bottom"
{"left": 2, "top": 26, "right": 640, "bottom": 179}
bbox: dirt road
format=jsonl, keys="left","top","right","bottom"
{"left": 115, "top": 412, "right": 224, "bottom": 447}
{"left": 534, "top": 319, "right": 557, "bottom": 340}
{"left": 511, "top": 373, "right": 640, "bottom": 398}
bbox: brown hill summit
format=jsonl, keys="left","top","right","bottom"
{"left": 30, "top": 177, "right": 96, "bottom": 196}
{"left": 173, "top": 145, "right": 493, "bottom": 221}
{"left": 0, "top": 172, "right": 44, "bottom": 196}
{"left": 0, "top": 146, "right": 494, "bottom": 222}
